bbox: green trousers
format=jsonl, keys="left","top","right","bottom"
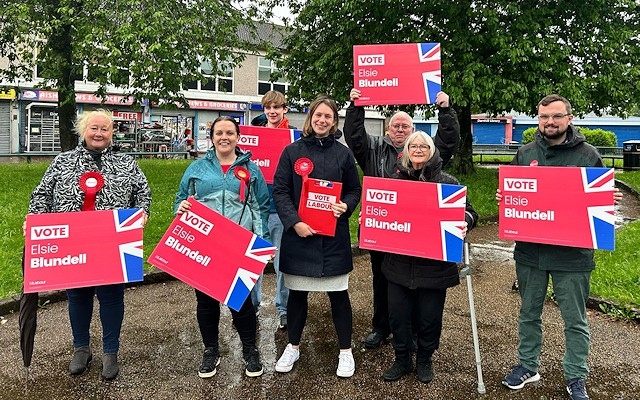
{"left": 515, "top": 262, "right": 591, "bottom": 380}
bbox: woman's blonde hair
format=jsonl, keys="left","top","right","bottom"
{"left": 75, "top": 109, "right": 113, "bottom": 140}
{"left": 301, "top": 95, "right": 339, "bottom": 137}
{"left": 399, "top": 131, "right": 436, "bottom": 168}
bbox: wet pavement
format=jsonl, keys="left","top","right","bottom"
{"left": 1, "top": 187, "right": 640, "bottom": 400}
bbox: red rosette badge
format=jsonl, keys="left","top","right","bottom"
{"left": 78, "top": 171, "right": 105, "bottom": 211}
{"left": 294, "top": 157, "right": 314, "bottom": 184}
{"left": 234, "top": 166, "right": 251, "bottom": 202}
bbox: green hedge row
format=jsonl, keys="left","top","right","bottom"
{"left": 522, "top": 126, "right": 618, "bottom": 147}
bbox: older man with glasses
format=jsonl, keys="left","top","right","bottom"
{"left": 343, "top": 87, "right": 460, "bottom": 350}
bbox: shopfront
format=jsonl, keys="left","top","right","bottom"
{"left": 0, "top": 89, "right": 15, "bottom": 153}
{"left": 19, "top": 89, "right": 140, "bottom": 152}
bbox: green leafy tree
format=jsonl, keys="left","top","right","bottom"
{"left": 0, "top": 0, "right": 261, "bottom": 151}
{"left": 267, "top": 0, "right": 640, "bottom": 174}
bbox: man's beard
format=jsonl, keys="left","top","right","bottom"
{"left": 542, "top": 125, "right": 566, "bottom": 141}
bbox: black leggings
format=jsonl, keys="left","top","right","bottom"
{"left": 195, "top": 289, "right": 256, "bottom": 354}
{"left": 287, "top": 289, "right": 352, "bottom": 349}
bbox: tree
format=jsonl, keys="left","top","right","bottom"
{"left": 268, "top": 0, "right": 640, "bottom": 174}
{"left": 0, "top": 0, "right": 262, "bottom": 151}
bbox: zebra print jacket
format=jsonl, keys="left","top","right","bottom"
{"left": 29, "top": 144, "right": 151, "bottom": 215}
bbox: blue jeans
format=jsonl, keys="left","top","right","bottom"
{"left": 269, "top": 213, "right": 288, "bottom": 316}
{"left": 66, "top": 284, "right": 125, "bottom": 353}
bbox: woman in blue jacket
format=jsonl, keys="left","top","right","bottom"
{"left": 174, "top": 116, "right": 270, "bottom": 379}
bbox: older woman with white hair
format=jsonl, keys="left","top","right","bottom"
{"left": 381, "top": 131, "right": 478, "bottom": 384}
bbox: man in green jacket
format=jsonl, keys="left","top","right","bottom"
{"left": 497, "top": 94, "right": 622, "bottom": 400}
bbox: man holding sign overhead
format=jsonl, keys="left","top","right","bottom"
{"left": 344, "top": 86, "right": 459, "bottom": 349}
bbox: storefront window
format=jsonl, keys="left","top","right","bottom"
{"left": 257, "top": 57, "right": 288, "bottom": 95}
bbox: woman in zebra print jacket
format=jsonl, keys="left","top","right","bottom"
{"left": 28, "top": 109, "right": 151, "bottom": 380}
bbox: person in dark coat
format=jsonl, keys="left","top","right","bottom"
{"left": 344, "top": 87, "right": 460, "bottom": 349}
{"left": 381, "top": 131, "right": 478, "bottom": 384}
{"left": 272, "top": 95, "right": 361, "bottom": 378}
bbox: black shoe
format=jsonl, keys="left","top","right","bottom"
{"left": 364, "top": 331, "right": 388, "bottom": 349}
{"left": 244, "top": 348, "right": 264, "bottom": 378}
{"left": 416, "top": 361, "right": 434, "bottom": 383}
{"left": 279, "top": 314, "right": 287, "bottom": 330}
{"left": 101, "top": 353, "right": 119, "bottom": 380}
{"left": 69, "top": 346, "right": 92, "bottom": 375}
{"left": 383, "top": 359, "right": 413, "bottom": 381}
{"left": 198, "top": 347, "right": 220, "bottom": 378}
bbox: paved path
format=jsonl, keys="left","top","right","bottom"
{"left": 1, "top": 224, "right": 640, "bottom": 399}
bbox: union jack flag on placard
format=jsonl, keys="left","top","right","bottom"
{"left": 24, "top": 208, "right": 145, "bottom": 293}
{"left": 499, "top": 166, "right": 615, "bottom": 250}
{"left": 353, "top": 42, "right": 442, "bottom": 106}
{"left": 148, "top": 198, "right": 276, "bottom": 312}
{"left": 359, "top": 177, "right": 467, "bottom": 263}
{"left": 418, "top": 43, "right": 442, "bottom": 104}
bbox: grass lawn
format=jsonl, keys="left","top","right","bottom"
{"left": 1, "top": 161, "right": 639, "bottom": 312}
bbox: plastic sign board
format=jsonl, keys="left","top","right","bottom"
{"left": 24, "top": 209, "right": 145, "bottom": 293}
{"left": 148, "top": 197, "right": 276, "bottom": 311}
{"left": 498, "top": 166, "right": 615, "bottom": 250}
{"left": 237, "top": 126, "right": 302, "bottom": 184}
{"left": 353, "top": 43, "right": 441, "bottom": 106}
{"left": 298, "top": 178, "right": 343, "bottom": 237}
{"left": 359, "top": 177, "right": 467, "bottom": 262}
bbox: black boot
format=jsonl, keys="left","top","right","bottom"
{"left": 69, "top": 346, "right": 92, "bottom": 375}
{"left": 416, "top": 360, "right": 434, "bottom": 383}
{"left": 383, "top": 357, "right": 413, "bottom": 381}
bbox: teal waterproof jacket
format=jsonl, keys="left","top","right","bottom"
{"left": 174, "top": 148, "right": 270, "bottom": 242}
{"left": 510, "top": 125, "right": 604, "bottom": 271}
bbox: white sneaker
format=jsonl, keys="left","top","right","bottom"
{"left": 275, "top": 344, "right": 300, "bottom": 373}
{"left": 336, "top": 350, "right": 355, "bottom": 378}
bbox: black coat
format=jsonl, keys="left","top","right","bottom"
{"left": 381, "top": 149, "right": 478, "bottom": 290}
{"left": 273, "top": 134, "right": 361, "bottom": 278}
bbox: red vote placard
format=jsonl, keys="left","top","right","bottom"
{"left": 353, "top": 43, "right": 441, "bottom": 106}
{"left": 237, "top": 126, "right": 302, "bottom": 184}
{"left": 298, "top": 178, "right": 343, "bottom": 237}
{"left": 147, "top": 198, "right": 276, "bottom": 311}
{"left": 359, "top": 177, "right": 467, "bottom": 262}
{"left": 24, "top": 209, "right": 145, "bottom": 293}
{"left": 498, "top": 166, "right": 615, "bottom": 250}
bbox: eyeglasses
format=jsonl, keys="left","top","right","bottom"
{"left": 409, "top": 144, "right": 430, "bottom": 151}
{"left": 538, "top": 113, "right": 570, "bottom": 121}
{"left": 390, "top": 123, "right": 412, "bottom": 130}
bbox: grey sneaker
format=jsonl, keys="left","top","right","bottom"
{"left": 279, "top": 314, "right": 287, "bottom": 330}
{"left": 502, "top": 364, "right": 540, "bottom": 389}
{"left": 566, "top": 378, "right": 589, "bottom": 400}
{"left": 198, "top": 347, "right": 220, "bottom": 378}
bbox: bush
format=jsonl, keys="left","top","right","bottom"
{"left": 521, "top": 126, "right": 617, "bottom": 146}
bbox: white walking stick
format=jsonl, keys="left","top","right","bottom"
{"left": 460, "top": 241, "right": 486, "bottom": 394}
